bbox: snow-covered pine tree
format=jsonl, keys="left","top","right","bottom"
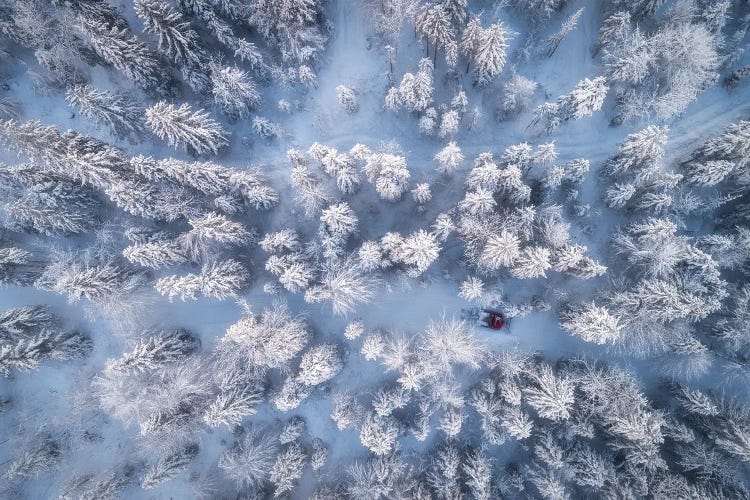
{"left": 320, "top": 202, "right": 358, "bottom": 237}
{"left": 689, "top": 119, "right": 749, "bottom": 172}
{"left": 0, "top": 119, "right": 125, "bottom": 189}
{"left": 359, "top": 412, "right": 400, "bottom": 456}
{"left": 418, "top": 107, "right": 438, "bottom": 135}
{"left": 331, "top": 391, "right": 365, "bottom": 430}
{"left": 218, "top": 426, "right": 277, "bottom": 490}
{"left": 210, "top": 65, "right": 260, "bottom": 119}
{"left": 107, "top": 329, "right": 198, "bottom": 374}
{"left": 498, "top": 74, "right": 538, "bottom": 119}
{"left": 394, "top": 58, "right": 434, "bottom": 113}
{"left": 438, "top": 109, "right": 459, "bottom": 139}
{"left": 247, "top": 0, "right": 327, "bottom": 64}
{"left": 182, "top": 212, "right": 251, "bottom": 259}
{"left": 123, "top": 239, "right": 188, "bottom": 269}
{"left": 270, "top": 441, "right": 307, "bottom": 496}
{"left": 134, "top": 0, "right": 203, "bottom": 68}
{"left": 685, "top": 160, "right": 734, "bottom": 186}
{"left": 479, "top": 230, "right": 520, "bottom": 271}
{"left": 261, "top": 232, "right": 301, "bottom": 259}
{"left": 3, "top": 436, "right": 61, "bottom": 480}
{"left": 3, "top": 181, "right": 101, "bottom": 236}
{"left": 0, "top": 328, "right": 92, "bottom": 375}
{"left": 267, "top": 255, "right": 315, "bottom": 294}
{"left": 542, "top": 8, "right": 583, "bottom": 58}
{"left": 460, "top": 15, "right": 483, "bottom": 74}
{"left": 141, "top": 443, "right": 199, "bottom": 489}
{"left": 532, "top": 77, "right": 608, "bottom": 132}
{"left": 458, "top": 189, "right": 496, "bottom": 216}
{"left": 42, "top": 261, "right": 146, "bottom": 306}
{"left": 361, "top": 151, "right": 411, "bottom": 201}
{"left": 524, "top": 365, "right": 575, "bottom": 421}
{"left": 565, "top": 76, "right": 608, "bottom": 120}
{"left": 441, "top": 0, "right": 467, "bottom": 24}
{"left": 273, "top": 376, "right": 313, "bottom": 411}
{"left": 609, "top": 0, "right": 666, "bottom": 18}
{"left": 0, "top": 305, "right": 55, "bottom": 342}
{"left": 0, "top": 245, "right": 38, "bottom": 286}
{"left": 310, "top": 438, "right": 328, "bottom": 470}
{"left": 416, "top": 5, "right": 455, "bottom": 66}
{"left": 145, "top": 102, "right": 228, "bottom": 156}
{"left": 510, "top": 247, "right": 552, "bottom": 279}
{"left": 559, "top": 303, "right": 621, "bottom": 345}
{"left": 252, "top": 116, "right": 282, "bottom": 139}
{"left": 372, "top": 386, "right": 410, "bottom": 416}
{"left": 396, "top": 229, "right": 441, "bottom": 275}
{"left": 594, "top": 10, "right": 631, "bottom": 57}
{"left": 156, "top": 259, "right": 248, "bottom": 301}
{"left": 463, "top": 449, "right": 494, "bottom": 500}
{"left": 59, "top": 468, "right": 132, "bottom": 499}
{"left": 65, "top": 85, "right": 144, "bottom": 139}
{"left": 203, "top": 365, "right": 264, "bottom": 428}
{"left": 606, "top": 22, "right": 719, "bottom": 122}
{"left": 75, "top": 14, "right": 167, "bottom": 94}
{"left": 411, "top": 183, "right": 432, "bottom": 205}
{"left": 305, "top": 258, "right": 377, "bottom": 316}
{"left": 297, "top": 344, "right": 343, "bottom": 386}
{"left": 344, "top": 320, "right": 365, "bottom": 340}
{"left": 607, "top": 125, "right": 668, "bottom": 174}
{"left": 279, "top": 416, "right": 305, "bottom": 444}
{"left": 458, "top": 276, "right": 485, "bottom": 302}
{"left": 472, "top": 23, "right": 511, "bottom": 87}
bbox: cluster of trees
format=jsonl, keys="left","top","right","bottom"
{"left": 598, "top": 3, "right": 727, "bottom": 123}
{"left": 0, "top": 0, "right": 330, "bottom": 164}
{"left": 0, "top": 117, "right": 276, "bottom": 314}
{"left": 301, "top": 355, "right": 750, "bottom": 498}
{"left": 560, "top": 117, "right": 750, "bottom": 381}
{"left": 0, "top": 305, "right": 91, "bottom": 375}
{"left": 445, "top": 143, "right": 604, "bottom": 287}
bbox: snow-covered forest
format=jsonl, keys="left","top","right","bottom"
{"left": 1, "top": 0, "right": 750, "bottom": 498}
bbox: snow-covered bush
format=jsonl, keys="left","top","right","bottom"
{"left": 336, "top": 85, "right": 359, "bottom": 113}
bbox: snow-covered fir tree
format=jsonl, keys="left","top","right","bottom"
{"left": 146, "top": 102, "right": 228, "bottom": 155}
{"left": 65, "top": 85, "right": 144, "bottom": 139}
{"left": 210, "top": 65, "right": 260, "bottom": 119}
